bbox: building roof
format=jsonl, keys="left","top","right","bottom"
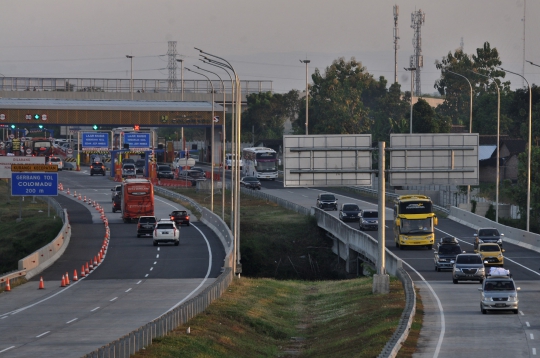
{"left": 501, "top": 139, "right": 526, "bottom": 155}
{"left": 0, "top": 98, "right": 222, "bottom": 111}
{"left": 479, "top": 145, "right": 496, "bottom": 160}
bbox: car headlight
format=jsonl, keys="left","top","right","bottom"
{"left": 454, "top": 268, "right": 461, "bottom": 272}
{"left": 478, "top": 267, "right": 485, "bottom": 272}
{"left": 482, "top": 295, "right": 493, "bottom": 301}
{"left": 508, "top": 296, "right": 518, "bottom": 302}
{"left": 497, "top": 239, "right": 502, "bottom": 244}
{"left": 479, "top": 239, "right": 484, "bottom": 243}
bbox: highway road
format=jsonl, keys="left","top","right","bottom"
{"left": 257, "top": 178, "right": 540, "bottom": 358}
{"left": 0, "top": 169, "right": 225, "bottom": 357}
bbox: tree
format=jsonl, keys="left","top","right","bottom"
{"left": 298, "top": 57, "right": 374, "bottom": 134}
{"left": 370, "top": 82, "right": 410, "bottom": 142}
{"left": 412, "top": 98, "right": 451, "bottom": 133}
{"left": 512, "top": 146, "right": 540, "bottom": 232}
{"left": 434, "top": 42, "right": 509, "bottom": 132}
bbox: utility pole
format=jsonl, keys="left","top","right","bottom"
{"left": 393, "top": 5, "right": 400, "bottom": 84}
{"left": 300, "top": 59, "right": 310, "bottom": 135}
{"left": 404, "top": 67, "right": 416, "bottom": 133}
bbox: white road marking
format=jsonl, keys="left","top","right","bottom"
{"left": 527, "top": 322, "right": 531, "bottom": 327}
{"left": 0, "top": 346, "right": 15, "bottom": 353}
{"left": 1, "top": 316, "right": 7, "bottom": 320}
{"left": 521, "top": 311, "right": 525, "bottom": 316}
{"left": 91, "top": 307, "right": 100, "bottom": 312}
{"left": 125, "top": 288, "right": 132, "bottom": 292}
{"left": 156, "top": 254, "right": 159, "bottom": 258}
{"left": 145, "top": 274, "right": 149, "bottom": 277}
{"left": 66, "top": 318, "right": 78, "bottom": 324}
{"left": 136, "top": 280, "right": 141, "bottom": 284}
{"left": 36, "top": 331, "right": 50, "bottom": 338}
{"left": 531, "top": 334, "right": 535, "bottom": 340}
{"left": 110, "top": 297, "right": 118, "bottom": 302}
{"left": 154, "top": 261, "right": 157, "bottom": 264}
{"left": 157, "top": 247, "right": 160, "bottom": 251}
{"left": 532, "top": 348, "right": 536, "bottom": 355}
{"left": 150, "top": 267, "right": 153, "bottom": 271}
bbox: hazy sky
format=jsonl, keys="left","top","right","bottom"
{"left": 1, "top": 1, "right": 538, "bottom": 94}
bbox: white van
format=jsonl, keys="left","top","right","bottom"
{"left": 225, "top": 153, "right": 243, "bottom": 169}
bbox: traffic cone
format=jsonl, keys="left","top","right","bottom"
{"left": 93, "top": 256, "right": 98, "bottom": 267}
{"left": 67, "top": 188, "right": 70, "bottom": 195}
{"left": 73, "top": 190, "right": 77, "bottom": 197}
{"left": 5, "top": 278, "right": 11, "bottom": 292}
{"left": 73, "top": 269, "right": 78, "bottom": 281}
{"left": 65, "top": 272, "right": 70, "bottom": 285}
{"left": 89, "top": 260, "right": 94, "bottom": 271}
{"left": 80, "top": 265, "right": 86, "bottom": 278}
{"left": 83, "top": 196, "right": 87, "bottom": 202}
{"left": 78, "top": 194, "right": 82, "bottom": 200}
{"left": 60, "top": 275, "right": 66, "bottom": 287}
{"left": 38, "top": 277, "right": 45, "bottom": 289}
{"left": 85, "top": 262, "right": 90, "bottom": 275}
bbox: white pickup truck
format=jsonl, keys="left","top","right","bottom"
{"left": 225, "top": 153, "right": 243, "bottom": 169}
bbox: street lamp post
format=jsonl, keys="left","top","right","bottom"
{"left": 500, "top": 66, "right": 532, "bottom": 232}
{"left": 446, "top": 70, "right": 473, "bottom": 205}
{"left": 404, "top": 67, "right": 416, "bottom": 133}
{"left": 300, "top": 60, "right": 310, "bottom": 135}
{"left": 195, "top": 65, "right": 227, "bottom": 220}
{"left": 186, "top": 68, "right": 216, "bottom": 212}
{"left": 126, "top": 55, "right": 134, "bottom": 100}
{"left": 176, "top": 59, "right": 184, "bottom": 101}
{"left": 470, "top": 71, "right": 500, "bottom": 223}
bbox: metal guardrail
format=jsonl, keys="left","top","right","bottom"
{"left": 83, "top": 186, "right": 234, "bottom": 357}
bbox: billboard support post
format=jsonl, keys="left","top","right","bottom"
{"left": 373, "top": 141, "right": 389, "bottom": 294}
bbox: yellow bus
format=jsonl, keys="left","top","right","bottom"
{"left": 393, "top": 195, "right": 438, "bottom": 250}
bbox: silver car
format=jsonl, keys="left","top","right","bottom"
{"left": 452, "top": 253, "right": 485, "bottom": 284}
{"left": 478, "top": 276, "right": 520, "bottom": 314}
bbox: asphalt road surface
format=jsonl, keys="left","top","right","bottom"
{"left": 0, "top": 169, "right": 225, "bottom": 357}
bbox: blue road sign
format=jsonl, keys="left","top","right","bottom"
{"left": 11, "top": 172, "right": 58, "bottom": 196}
{"left": 123, "top": 132, "right": 151, "bottom": 149}
{"left": 82, "top": 132, "right": 109, "bottom": 149}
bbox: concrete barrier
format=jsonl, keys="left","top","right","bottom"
{"left": 449, "top": 206, "right": 540, "bottom": 254}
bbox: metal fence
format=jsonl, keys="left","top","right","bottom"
{"left": 0, "top": 77, "right": 273, "bottom": 95}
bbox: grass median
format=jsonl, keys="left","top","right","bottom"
{"left": 139, "top": 187, "right": 422, "bottom": 357}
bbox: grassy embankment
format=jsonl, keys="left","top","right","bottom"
{"left": 132, "top": 188, "right": 422, "bottom": 357}
{"left": 0, "top": 179, "right": 63, "bottom": 289}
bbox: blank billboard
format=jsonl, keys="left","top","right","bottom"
{"left": 283, "top": 134, "right": 372, "bottom": 187}
{"left": 389, "top": 133, "right": 479, "bottom": 186}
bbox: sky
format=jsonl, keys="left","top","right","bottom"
{"left": 0, "top": 0, "right": 538, "bottom": 95}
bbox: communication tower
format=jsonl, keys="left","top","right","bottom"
{"left": 410, "top": 9, "right": 425, "bottom": 96}
{"left": 167, "top": 41, "right": 178, "bottom": 92}
{"left": 393, "top": 5, "right": 400, "bottom": 84}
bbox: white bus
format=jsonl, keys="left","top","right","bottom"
{"left": 242, "top": 147, "right": 279, "bottom": 180}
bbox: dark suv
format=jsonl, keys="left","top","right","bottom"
{"left": 316, "top": 193, "right": 338, "bottom": 211}
{"left": 169, "top": 210, "right": 190, "bottom": 226}
{"left": 90, "top": 162, "right": 106, "bottom": 176}
{"left": 135, "top": 159, "right": 146, "bottom": 174}
{"left": 137, "top": 216, "right": 157, "bottom": 238}
{"left": 157, "top": 165, "right": 174, "bottom": 179}
{"left": 434, "top": 238, "right": 462, "bottom": 272}
{"left": 474, "top": 228, "right": 504, "bottom": 249}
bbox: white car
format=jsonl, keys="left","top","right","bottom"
{"left": 153, "top": 220, "right": 180, "bottom": 246}
{"left": 47, "top": 156, "right": 64, "bottom": 171}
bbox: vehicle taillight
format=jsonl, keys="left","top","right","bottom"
{"left": 186, "top": 216, "right": 189, "bottom": 220}
{"left": 170, "top": 216, "right": 174, "bottom": 220}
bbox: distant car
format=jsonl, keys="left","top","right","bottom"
{"left": 190, "top": 166, "right": 206, "bottom": 178}
{"left": 474, "top": 228, "right": 504, "bottom": 249}
{"left": 135, "top": 159, "right": 146, "bottom": 174}
{"left": 438, "top": 236, "right": 459, "bottom": 246}
{"left": 178, "top": 170, "right": 206, "bottom": 186}
{"left": 153, "top": 220, "right": 180, "bottom": 246}
{"left": 338, "top": 203, "right": 361, "bottom": 222}
{"left": 240, "top": 176, "right": 261, "bottom": 190}
{"left": 47, "top": 156, "right": 63, "bottom": 171}
{"left": 157, "top": 165, "right": 174, "bottom": 179}
{"left": 122, "top": 158, "right": 136, "bottom": 165}
{"left": 452, "top": 253, "right": 486, "bottom": 284}
{"left": 434, "top": 240, "right": 462, "bottom": 272}
{"left": 475, "top": 243, "right": 505, "bottom": 267}
{"left": 359, "top": 210, "right": 378, "bottom": 230}
{"left": 122, "top": 164, "right": 137, "bottom": 178}
{"left": 169, "top": 210, "right": 190, "bottom": 226}
{"left": 90, "top": 162, "right": 106, "bottom": 176}
{"left": 111, "top": 185, "right": 122, "bottom": 201}
{"left": 316, "top": 193, "right": 338, "bottom": 211}
{"left": 479, "top": 274, "right": 520, "bottom": 314}
{"left": 137, "top": 216, "right": 157, "bottom": 238}
{"left": 112, "top": 194, "right": 122, "bottom": 213}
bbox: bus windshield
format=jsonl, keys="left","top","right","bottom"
{"left": 399, "top": 201, "right": 433, "bottom": 214}
{"left": 401, "top": 218, "right": 433, "bottom": 234}
{"left": 256, "top": 161, "right": 277, "bottom": 172}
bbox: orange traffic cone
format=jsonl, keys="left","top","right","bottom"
{"left": 73, "top": 269, "right": 78, "bottom": 281}
{"left": 85, "top": 262, "right": 90, "bottom": 274}
{"left": 60, "top": 275, "right": 66, "bottom": 287}
{"left": 39, "top": 277, "right": 45, "bottom": 289}
{"left": 83, "top": 196, "right": 87, "bottom": 202}
{"left": 89, "top": 260, "right": 94, "bottom": 271}
{"left": 78, "top": 194, "right": 82, "bottom": 200}
{"left": 5, "top": 278, "right": 11, "bottom": 292}
{"left": 73, "top": 190, "right": 77, "bottom": 197}
{"left": 93, "top": 256, "right": 98, "bottom": 266}
{"left": 65, "top": 272, "right": 70, "bottom": 285}
{"left": 80, "top": 265, "right": 86, "bottom": 278}
{"left": 66, "top": 188, "right": 70, "bottom": 195}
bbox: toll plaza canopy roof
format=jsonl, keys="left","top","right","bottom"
{"left": 0, "top": 98, "right": 222, "bottom": 112}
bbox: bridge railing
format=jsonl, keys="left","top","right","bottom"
{"left": 0, "top": 77, "right": 273, "bottom": 95}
